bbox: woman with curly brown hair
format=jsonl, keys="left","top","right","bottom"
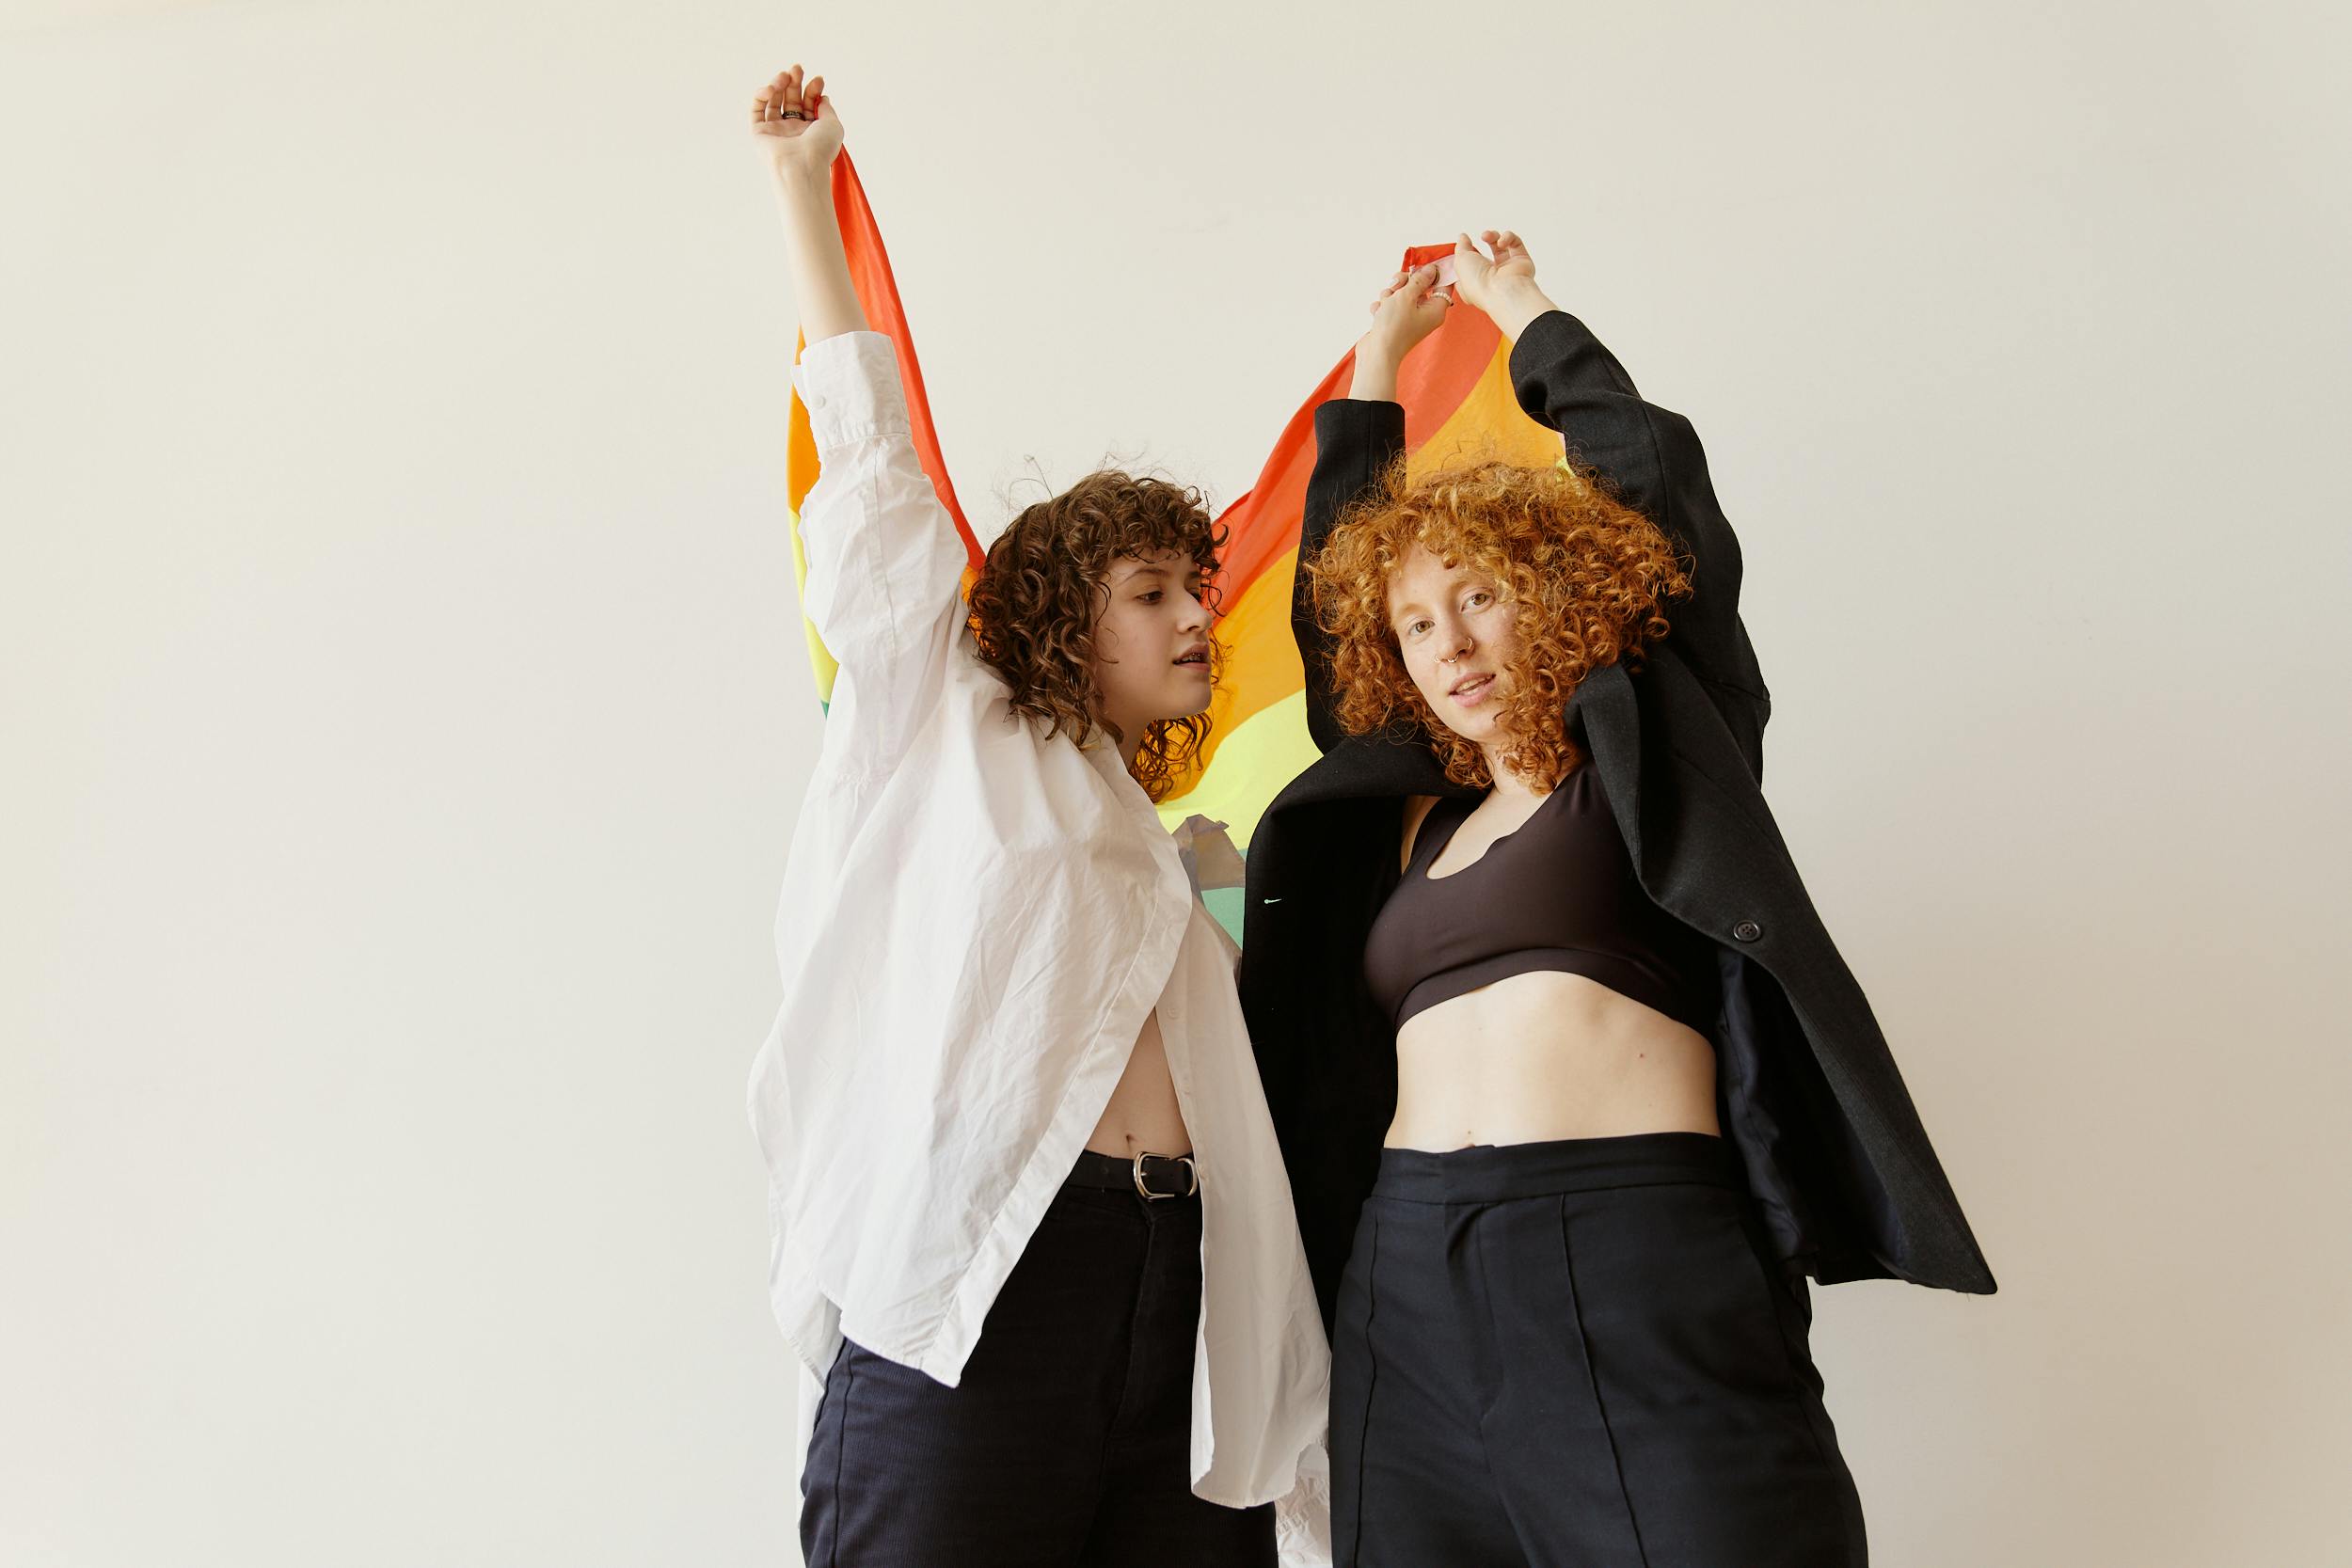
{"left": 743, "top": 67, "right": 1327, "bottom": 1568}
{"left": 1237, "top": 235, "right": 1995, "bottom": 1566}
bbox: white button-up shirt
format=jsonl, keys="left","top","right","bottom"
{"left": 748, "top": 332, "right": 1329, "bottom": 1550}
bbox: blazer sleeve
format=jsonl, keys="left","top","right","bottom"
{"left": 1295, "top": 399, "right": 1406, "bottom": 752}
{"left": 792, "top": 331, "right": 972, "bottom": 776}
{"left": 1508, "top": 310, "right": 1771, "bottom": 713}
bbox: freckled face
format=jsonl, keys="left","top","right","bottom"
{"left": 1386, "top": 544, "right": 1521, "bottom": 746}
{"left": 1091, "top": 550, "right": 1214, "bottom": 737}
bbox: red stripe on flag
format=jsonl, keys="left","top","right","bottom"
{"left": 829, "top": 153, "right": 984, "bottom": 578}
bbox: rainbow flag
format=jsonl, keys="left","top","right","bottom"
{"left": 789, "top": 170, "right": 1564, "bottom": 938}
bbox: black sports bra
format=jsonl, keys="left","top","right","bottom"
{"left": 1361, "top": 767, "right": 1719, "bottom": 1035}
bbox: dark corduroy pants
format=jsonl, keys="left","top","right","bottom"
{"left": 1331, "top": 1132, "right": 1867, "bottom": 1568}
{"left": 800, "top": 1166, "right": 1276, "bottom": 1568}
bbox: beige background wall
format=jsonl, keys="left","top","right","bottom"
{"left": 6, "top": 1, "right": 2347, "bottom": 1563}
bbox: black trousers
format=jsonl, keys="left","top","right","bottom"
{"left": 1331, "top": 1132, "right": 1866, "bottom": 1567}
{"left": 800, "top": 1155, "right": 1276, "bottom": 1568}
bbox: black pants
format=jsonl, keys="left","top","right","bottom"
{"left": 800, "top": 1155, "right": 1276, "bottom": 1567}
{"left": 1331, "top": 1132, "right": 1866, "bottom": 1567}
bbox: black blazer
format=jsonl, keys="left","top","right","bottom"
{"left": 1237, "top": 309, "right": 1995, "bottom": 1330}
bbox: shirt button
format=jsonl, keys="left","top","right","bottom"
{"left": 1732, "top": 920, "right": 1762, "bottom": 942}
{"left": 807, "top": 392, "right": 827, "bottom": 409}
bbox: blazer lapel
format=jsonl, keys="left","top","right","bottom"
{"left": 1567, "top": 663, "right": 1644, "bottom": 871}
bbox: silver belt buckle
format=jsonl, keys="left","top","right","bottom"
{"left": 1132, "top": 1150, "right": 1199, "bottom": 1202}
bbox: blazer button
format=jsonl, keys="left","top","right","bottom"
{"left": 1732, "top": 920, "right": 1762, "bottom": 942}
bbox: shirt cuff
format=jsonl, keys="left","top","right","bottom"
{"left": 792, "top": 330, "right": 914, "bottom": 453}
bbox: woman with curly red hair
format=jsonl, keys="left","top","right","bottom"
{"left": 742, "top": 66, "right": 1327, "bottom": 1566}
{"left": 1237, "top": 234, "right": 1995, "bottom": 1565}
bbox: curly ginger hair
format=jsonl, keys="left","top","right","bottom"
{"left": 967, "top": 469, "right": 1228, "bottom": 802}
{"left": 1307, "top": 457, "right": 1692, "bottom": 792}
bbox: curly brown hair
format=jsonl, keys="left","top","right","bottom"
{"left": 1307, "top": 457, "right": 1692, "bottom": 791}
{"left": 968, "top": 469, "right": 1228, "bottom": 801}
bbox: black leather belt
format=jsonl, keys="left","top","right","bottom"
{"left": 1067, "top": 1148, "right": 1200, "bottom": 1201}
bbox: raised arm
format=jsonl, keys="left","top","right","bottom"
{"left": 753, "top": 66, "right": 865, "bottom": 343}
{"left": 1451, "top": 231, "right": 1771, "bottom": 715}
{"left": 1294, "top": 263, "right": 1451, "bottom": 752}
{"left": 752, "top": 68, "right": 965, "bottom": 770}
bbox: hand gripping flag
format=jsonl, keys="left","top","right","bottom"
{"left": 787, "top": 161, "right": 1563, "bottom": 942}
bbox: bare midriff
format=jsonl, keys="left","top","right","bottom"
{"left": 1385, "top": 971, "right": 1720, "bottom": 1150}
{"left": 1087, "top": 1008, "right": 1194, "bottom": 1158}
